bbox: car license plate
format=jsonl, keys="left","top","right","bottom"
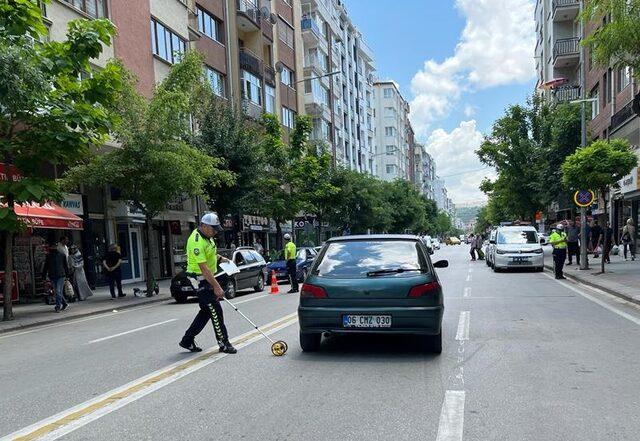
{"left": 181, "top": 286, "right": 192, "bottom": 291}
{"left": 511, "top": 256, "right": 530, "bottom": 264}
{"left": 277, "top": 271, "right": 287, "bottom": 277}
{"left": 343, "top": 315, "right": 392, "bottom": 328}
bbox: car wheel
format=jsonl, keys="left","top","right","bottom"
{"left": 174, "top": 293, "right": 188, "bottom": 304}
{"left": 300, "top": 331, "right": 321, "bottom": 352}
{"left": 254, "top": 273, "right": 265, "bottom": 292}
{"left": 422, "top": 332, "right": 442, "bottom": 354}
{"left": 493, "top": 265, "right": 500, "bottom": 273}
{"left": 225, "top": 279, "right": 237, "bottom": 299}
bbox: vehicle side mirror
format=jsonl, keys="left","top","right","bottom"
{"left": 489, "top": 240, "right": 495, "bottom": 244}
{"left": 540, "top": 238, "right": 545, "bottom": 244}
{"left": 433, "top": 260, "right": 448, "bottom": 268}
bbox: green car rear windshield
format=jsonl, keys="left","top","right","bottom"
{"left": 315, "top": 240, "right": 425, "bottom": 277}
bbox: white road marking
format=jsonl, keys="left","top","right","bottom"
{"left": 465, "top": 274, "right": 471, "bottom": 282}
{"left": 2, "top": 313, "right": 298, "bottom": 441}
{"left": 87, "top": 319, "right": 178, "bottom": 344}
{"left": 463, "top": 287, "right": 471, "bottom": 298}
{"left": 435, "top": 390, "right": 466, "bottom": 441}
{"left": 542, "top": 272, "right": 640, "bottom": 326}
{"left": 455, "top": 311, "right": 470, "bottom": 341}
{"left": 232, "top": 294, "right": 269, "bottom": 305}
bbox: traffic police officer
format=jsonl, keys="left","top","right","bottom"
{"left": 284, "top": 233, "right": 298, "bottom": 293}
{"left": 179, "top": 213, "right": 237, "bottom": 354}
{"left": 549, "top": 223, "right": 568, "bottom": 280}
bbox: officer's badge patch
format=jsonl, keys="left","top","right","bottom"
{"left": 194, "top": 248, "right": 200, "bottom": 255}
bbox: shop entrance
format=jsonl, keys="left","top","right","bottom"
{"left": 116, "top": 224, "right": 144, "bottom": 283}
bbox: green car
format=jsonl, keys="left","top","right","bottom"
{"left": 298, "top": 235, "right": 448, "bottom": 354}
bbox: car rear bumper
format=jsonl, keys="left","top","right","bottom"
{"left": 298, "top": 305, "right": 444, "bottom": 335}
{"left": 494, "top": 253, "right": 544, "bottom": 268}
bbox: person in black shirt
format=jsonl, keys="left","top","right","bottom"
{"left": 600, "top": 221, "right": 615, "bottom": 264}
{"left": 103, "top": 244, "right": 124, "bottom": 299}
{"left": 43, "top": 240, "right": 70, "bottom": 312}
{"left": 590, "top": 220, "right": 602, "bottom": 257}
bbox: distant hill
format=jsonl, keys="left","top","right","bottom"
{"left": 456, "top": 206, "right": 482, "bottom": 224}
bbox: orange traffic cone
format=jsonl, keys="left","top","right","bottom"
{"left": 270, "top": 270, "right": 280, "bottom": 295}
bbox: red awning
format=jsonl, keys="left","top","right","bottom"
{"left": 13, "top": 202, "right": 83, "bottom": 230}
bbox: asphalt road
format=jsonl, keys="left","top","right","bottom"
{"left": 3, "top": 244, "right": 640, "bottom": 440}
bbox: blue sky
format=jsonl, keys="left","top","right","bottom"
{"left": 346, "top": 0, "right": 537, "bottom": 205}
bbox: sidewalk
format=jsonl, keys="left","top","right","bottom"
{"left": 543, "top": 247, "right": 640, "bottom": 304}
{"left": 0, "top": 280, "right": 173, "bottom": 334}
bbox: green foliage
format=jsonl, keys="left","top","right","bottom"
{"left": 434, "top": 211, "right": 453, "bottom": 236}
{"left": 384, "top": 180, "right": 428, "bottom": 233}
{"left": 581, "top": 0, "right": 640, "bottom": 76}
{"left": 561, "top": 139, "right": 637, "bottom": 192}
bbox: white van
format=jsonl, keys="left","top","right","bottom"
{"left": 491, "top": 226, "right": 544, "bottom": 272}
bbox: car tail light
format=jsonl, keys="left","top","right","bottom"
{"left": 408, "top": 281, "right": 440, "bottom": 298}
{"left": 300, "top": 283, "right": 328, "bottom": 298}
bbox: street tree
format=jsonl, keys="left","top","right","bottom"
{"left": 65, "top": 52, "right": 230, "bottom": 294}
{"left": 581, "top": 0, "right": 640, "bottom": 77}
{"left": 384, "top": 180, "right": 427, "bottom": 234}
{"left": 0, "top": 1, "right": 123, "bottom": 320}
{"left": 562, "top": 139, "right": 637, "bottom": 272}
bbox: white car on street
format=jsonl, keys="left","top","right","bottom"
{"left": 432, "top": 238, "right": 441, "bottom": 250}
{"left": 492, "top": 226, "right": 544, "bottom": 272}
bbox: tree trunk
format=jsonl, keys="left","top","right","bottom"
{"left": 601, "top": 188, "right": 607, "bottom": 274}
{"left": 275, "top": 221, "right": 282, "bottom": 251}
{"left": 145, "top": 216, "right": 154, "bottom": 295}
{"left": 2, "top": 228, "right": 15, "bottom": 321}
{"left": 317, "top": 215, "right": 323, "bottom": 246}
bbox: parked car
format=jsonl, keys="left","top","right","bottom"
{"left": 485, "top": 229, "right": 497, "bottom": 267}
{"left": 491, "top": 226, "right": 544, "bottom": 272}
{"left": 298, "top": 234, "right": 448, "bottom": 353}
{"left": 432, "top": 238, "right": 441, "bottom": 250}
{"left": 265, "top": 247, "right": 318, "bottom": 283}
{"left": 420, "top": 235, "right": 434, "bottom": 254}
{"left": 170, "top": 247, "right": 267, "bottom": 303}
{"left": 449, "top": 236, "right": 461, "bottom": 245}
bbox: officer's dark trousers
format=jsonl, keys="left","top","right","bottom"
{"left": 567, "top": 241, "right": 580, "bottom": 265}
{"left": 287, "top": 259, "right": 299, "bottom": 291}
{"left": 553, "top": 248, "right": 567, "bottom": 278}
{"left": 182, "top": 281, "right": 229, "bottom": 345}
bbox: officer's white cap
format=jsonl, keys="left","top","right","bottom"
{"left": 557, "top": 223, "right": 565, "bottom": 229}
{"left": 201, "top": 213, "right": 223, "bottom": 231}
{"left": 284, "top": 233, "right": 291, "bottom": 240}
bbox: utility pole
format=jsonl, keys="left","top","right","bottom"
{"left": 578, "top": 1, "right": 589, "bottom": 271}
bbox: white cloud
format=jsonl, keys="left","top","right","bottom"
{"left": 425, "top": 120, "right": 496, "bottom": 204}
{"left": 463, "top": 104, "right": 476, "bottom": 117}
{"left": 409, "top": 0, "right": 536, "bottom": 137}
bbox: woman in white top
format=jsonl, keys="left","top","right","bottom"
{"left": 68, "top": 245, "right": 93, "bottom": 300}
{"left": 620, "top": 218, "right": 636, "bottom": 261}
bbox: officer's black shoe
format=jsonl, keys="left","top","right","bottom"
{"left": 179, "top": 340, "right": 203, "bottom": 352}
{"left": 219, "top": 342, "right": 237, "bottom": 354}
{"left": 287, "top": 289, "right": 298, "bottom": 294}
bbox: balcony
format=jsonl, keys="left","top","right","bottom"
{"left": 264, "top": 65, "right": 276, "bottom": 86}
{"left": 305, "top": 101, "right": 331, "bottom": 121}
{"left": 552, "top": 0, "right": 579, "bottom": 22}
{"left": 239, "top": 48, "right": 263, "bottom": 78}
{"left": 304, "top": 55, "right": 327, "bottom": 77}
{"left": 241, "top": 98, "right": 263, "bottom": 120}
{"left": 237, "top": 0, "right": 260, "bottom": 32}
{"left": 553, "top": 37, "right": 580, "bottom": 67}
{"left": 553, "top": 85, "right": 581, "bottom": 103}
{"left": 301, "top": 17, "right": 322, "bottom": 47}
{"left": 611, "top": 101, "right": 635, "bottom": 132}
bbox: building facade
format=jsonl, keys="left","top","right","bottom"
{"left": 422, "top": 151, "right": 437, "bottom": 201}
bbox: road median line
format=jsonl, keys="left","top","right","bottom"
{"left": 2, "top": 312, "right": 298, "bottom": 441}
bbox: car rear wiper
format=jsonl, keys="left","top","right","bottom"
{"left": 366, "top": 268, "right": 423, "bottom": 277}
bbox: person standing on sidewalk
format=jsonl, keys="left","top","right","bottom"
{"left": 590, "top": 220, "right": 602, "bottom": 258}
{"left": 566, "top": 220, "right": 580, "bottom": 266}
{"left": 620, "top": 218, "right": 636, "bottom": 261}
{"left": 600, "top": 221, "right": 615, "bottom": 264}
{"left": 180, "top": 213, "right": 236, "bottom": 354}
{"left": 103, "top": 244, "right": 125, "bottom": 299}
{"left": 284, "top": 233, "right": 299, "bottom": 293}
{"left": 468, "top": 233, "right": 477, "bottom": 261}
{"left": 549, "top": 224, "right": 568, "bottom": 279}
{"left": 43, "top": 240, "right": 70, "bottom": 312}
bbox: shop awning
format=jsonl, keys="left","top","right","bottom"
{"left": 13, "top": 202, "right": 83, "bottom": 230}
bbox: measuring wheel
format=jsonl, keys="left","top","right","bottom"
{"left": 271, "top": 340, "right": 288, "bottom": 357}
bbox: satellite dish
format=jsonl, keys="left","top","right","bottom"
{"left": 633, "top": 93, "right": 640, "bottom": 117}
{"left": 261, "top": 6, "right": 270, "bottom": 19}
{"left": 275, "top": 61, "right": 284, "bottom": 73}
{"left": 270, "top": 13, "right": 277, "bottom": 24}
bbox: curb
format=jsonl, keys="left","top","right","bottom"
{"left": 543, "top": 264, "right": 640, "bottom": 307}
{"left": 0, "top": 294, "right": 173, "bottom": 335}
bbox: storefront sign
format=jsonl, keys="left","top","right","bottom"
{"left": 243, "top": 215, "right": 269, "bottom": 231}
{"left": 13, "top": 202, "right": 83, "bottom": 230}
{"left": 112, "top": 201, "right": 145, "bottom": 219}
{"left": 0, "top": 271, "right": 19, "bottom": 302}
{"left": 619, "top": 167, "right": 640, "bottom": 194}
{"left": 61, "top": 193, "right": 84, "bottom": 215}
{"left": 0, "top": 163, "right": 22, "bottom": 182}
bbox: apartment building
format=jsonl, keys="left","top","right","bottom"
{"left": 535, "top": 0, "right": 582, "bottom": 103}
{"left": 19, "top": 0, "right": 304, "bottom": 297}
{"left": 373, "top": 81, "right": 411, "bottom": 181}
{"left": 299, "top": 0, "right": 376, "bottom": 173}
{"left": 422, "top": 151, "right": 437, "bottom": 201}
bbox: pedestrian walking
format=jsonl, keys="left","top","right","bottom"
{"left": 43, "top": 240, "right": 70, "bottom": 312}
{"left": 620, "top": 218, "right": 636, "bottom": 261}
{"left": 179, "top": 213, "right": 237, "bottom": 354}
{"left": 284, "top": 233, "right": 299, "bottom": 293}
{"left": 566, "top": 220, "right": 580, "bottom": 266}
{"left": 590, "top": 220, "right": 602, "bottom": 258}
{"left": 103, "top": 244, "right": 125, "bottom": 299}
{"left": 57, "top": 235, "right": 69, "bottom": 259}
{"left": 474, "top": 234, "right": 485, "bottom": 260}
{"left": 600, "top": 221, "right": 614, "bottom": 264}
{"left": 549, "top": 223, "right": 568, "bottom": 279}
{"left": 253, "top": 238, "right": 264, "bottom": 256}
{"left": 468, "top": 233, "right": 477, "bottom": 261}
{"left": 68, "top": 245, "right": 93, "bottom": 301}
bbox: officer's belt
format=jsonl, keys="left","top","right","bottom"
{"left": 185, "top": 273, "right": 206, "bottom": 282}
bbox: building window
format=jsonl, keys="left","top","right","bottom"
{"left": 386, "top": 145, "right": 396, "bottom": 155}
{"left": 385, "top": 126, "right": 395, "bottom": 136}
{"left": 280, "top": 65, "right": 294, "bottom": 87}
{"left": 241, "top": 70, "right": 262, "bottom": 105}
{"left": 61, "top": 0, "right": 107, "bottom": 18}
{"left": 278, "top": 18, "right": 295, "bottom": 48}
{"left": 265, "top": 85, "right": 276, "bottom": 114}
{"left": 591, "top": 84, "right": 600, "bottom": 119}
{"left": 619, "top": 66, "right": 631, "bottom": 92}
{"left": 205, "top": 66, "right": 225, "bottom": 98}
{"left": 151, "top": 18, "right": 186, "bottom": 64}
{"left": 383, "top": 87, "right": 394, "bottom": 98}
{"left": 197, "top": 6, "right": 222, "bottom": 44}
{"left": 386, "top": 164, "right": 397, "bottom": 175}
{"left": 282, "top": 106, "right": 295, "bottom": 129}
{"left": 304, "top": 79, "right": 329, "bottom": 105}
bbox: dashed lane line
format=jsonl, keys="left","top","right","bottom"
{"left": 435, "top": 390, "right": 466, "bottom": 441}
{"left": 455, "top": 311, "right": 470, "bottom": 341}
